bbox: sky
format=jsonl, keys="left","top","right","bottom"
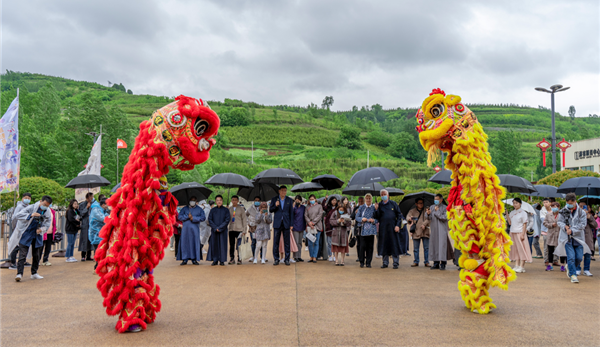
{"left": 1, "top": 0, "right": 599, "bottom": 117}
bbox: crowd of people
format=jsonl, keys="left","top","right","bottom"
{"left": 6, "top": 186, "right": 599, "bottom": 285}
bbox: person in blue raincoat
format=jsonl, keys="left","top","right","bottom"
{"left": 177, "top": 196, "right": 206, "bottom": 265}
{"left": 89, "top": 198, "right": 110, "bottom": 270}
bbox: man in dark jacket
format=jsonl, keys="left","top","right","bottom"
{"left": 269, "top": 186, "right": 294, "bottom": 266}
{"left": 374, "top": 189, "right": 404, "bottom": 269}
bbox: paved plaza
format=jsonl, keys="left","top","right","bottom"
{"left": 1, "top": 243, "right": 598, "bottom": 347}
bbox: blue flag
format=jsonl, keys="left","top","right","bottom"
{"left": 0, "top": 96, "right": 20, "bottom": 193}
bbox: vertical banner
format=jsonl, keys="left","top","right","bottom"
{"left": 75, "top": 135, "right": 103, "bottom": 202}
{"left": 0, "top": 95, "right": 20, "bottom": 194}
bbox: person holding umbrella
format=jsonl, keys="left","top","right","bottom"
{"left": 207, "top": 195, "right": 231, "bottom": 266}
{"left": 556, "top": 193, "right": 592, "bottom": 283}
{"left": 373, "top": 189, "right": 404, "bottom": 269}
{"left": 407, "top": 198, "right": 431, "bottom": 267}
{"left": 228, "top": 196, "right": 248, "bottom": 265}
{"left": 269, "top": 186, "right": 294, "bottom": 266}
{"left": 78, "top": 192, "right": 95, "bottom": 262}
{"left": 177, "top": 196, "right": 206, "bottom": 265}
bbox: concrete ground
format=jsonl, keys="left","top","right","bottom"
{"left": 1, "top": 241, "right": 599, "bottom": 347}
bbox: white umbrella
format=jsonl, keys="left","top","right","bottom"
{"left": 502, "top": 198, "right": 535, "bottom": 215}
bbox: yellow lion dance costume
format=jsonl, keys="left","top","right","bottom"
{"left": 415, "top": 88, "right": 516, "bottom": 314}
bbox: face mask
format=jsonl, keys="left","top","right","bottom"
{"left": 381, "top": 195, "right": 388, "bottom": 201}
{"left": 339, "top": 209, "right": 344, "bottom": 214}
{"left": 566, "top": 203, "right": 574, "bottom": 209}
{"left": 310, "top": 200, "right": 315, "bottom": 205}
{"left": 23, "top": 198, "right": 31, "bottom": 205}
{"left": 40, "top": 205, "right": 48, "bottom": 211}
{"left": 189, "top": 201, "right": 196, "bottom": 207}
{"left": 254, "top": 201, "right": 260, "bottom": 206}
{"left": 434, "top": 200, "right": 440, "bottom": 205}
{"left": 551, "top": 207, "right": 559, "bottom": 213}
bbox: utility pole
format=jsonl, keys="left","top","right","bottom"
{"left": 251, "top": 140, "right": 254, "bottom": 164}
{"left": 367, "top": 150, "right": 370, "bottom": 168}
{"left": 85, "top": 124, "right": 106, "bottom": 144}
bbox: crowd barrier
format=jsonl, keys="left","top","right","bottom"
{"left": 0, "top": 210, "right": 76, "bottom": 262}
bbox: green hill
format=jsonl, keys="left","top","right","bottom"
{"left": 1, "top": 71, "right": 598, "bottom": 199}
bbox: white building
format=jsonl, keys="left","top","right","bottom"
{"left": 562, "top": 137, "right": 600, "bottom": 174}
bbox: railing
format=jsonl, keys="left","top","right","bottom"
{"left": 1, "top": 210, "right": 78, "bottom": 262}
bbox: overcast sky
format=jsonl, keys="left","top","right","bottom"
{"left": 2, "top": 0, "right": 599, "bottom": 117}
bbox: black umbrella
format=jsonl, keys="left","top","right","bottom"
{"left": 385, "top": 187, "right": 405, "bottom": 196}
{"left": 497, "top": 174, "right": 537, "bottom": 194}
{"left": 399, "top": 191, "right": 436, "bottom": 216}
{"left": 524, "top": 184, "right": 565, "bottom": 198}
{"left": 557, "top": 177, "right": 600, "bottom": 196}
{"left": 428, "top": 170, "right": 452, "bottom": 185}
{"left": 111, "top": 182, "right": 121, "bottom": 193}
{"left": 579, "top": 196, "right": 600, "bottom": 205}
{"left": 204, "top": 173, "right": 253, "bottom": 205}
{"left": 343, "top": 183, "right": 384, "bottom": 197}
{"left": 347, "top": 167, "right": 399, "bottom": 186}
{"left": 311, "top": 174, "right": 344, "bottom": 190}
{"left": 204, "top": 173, "right": 253, "bottom": 188}
{"left": 237, "top": 182, "right": 280, "bottom": 202}
{"left": 291, "top": 182, "right": 324, "bottom": 192}
{"left": 65, "top": 174, "right": 111, "bottom": 189}
{"left": 253, "top": 168, "right": 303, "bottom": 186}
{"left": 170, "top": 182, "right": 213, "bottom": 205}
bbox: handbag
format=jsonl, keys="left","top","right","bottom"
{"left": 238, "top": 235, "right": 253, "bottom": 261}
{"left": 349, "top": 234, "right": 356, "bottom": 248}
{"left": 410, "top": 209, "right": 423, "bottom": 233}
{"left": 53, "top": 232, "right": 64, "bottom": 244}
{"left": 306, "top": 232, "right": 316, "bottom": 243}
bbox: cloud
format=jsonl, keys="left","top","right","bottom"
{"left": 2, "top": 0, "right": 598, "bottom": 117}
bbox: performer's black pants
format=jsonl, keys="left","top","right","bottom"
{"left": 229, "top": 231, "right": 241, "bottom": 260}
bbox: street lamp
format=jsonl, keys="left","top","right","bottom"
{"left": 535, "top": 84, "right": 570, "bottom": 174}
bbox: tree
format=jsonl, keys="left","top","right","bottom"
{"left": 127, "top": 89, "right": 133, "bottom": 95}
{"left": 222, "top": 107, "right": 250, "bottom": 126}
{"left": 489, "top": 129, "right": 524, "bottom": 176}
{"left": 335, "top": 125, "right": 362, "bottom": 150}
{"left": 388, "top": 132, "right": 425, "bottom": 162}
{"left": 568, "top": 105, "right": 576, "bottom": 119}
{"left": 322, "top": 96, "right": 334, "bottom": 110}
{"left": 365, "top": 131, "right": 392, "bottom": 147}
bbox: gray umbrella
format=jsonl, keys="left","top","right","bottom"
{"left": 253, "top": 168, "right": 304, "bottom": 186}
{"left": 497, "top": 174, "right": 537, "bottom": 194}
{"left": 347, "top": 167, "right": 399, "bottom": 186}
{"left": 291, "top": 182, "right": 324, "bottom": 192}
{"left": 111, "top": 182, "right": 121, "bottom": 193}
{"left": 428, "top": 170, "right": 452, "bottom": 185}
{"left": 384, "top": 187, "right": 405, "bottom": 196}
{"left": 399, "top": 191, "right": 437, "bottom": 216}
{"left": 343, "top": 183, "right": 384, "bottom": 197}
{"left": 557, "top": 177, "right": 600, "bottom": 196}
{"left": 204, "top": 173, "right": 253, "bottom": 204}
{"left": 524, "top": 185, "right": 565, "bottom": 198}
{"left": 65, "top": 174, "right": 111, "bottom": 189}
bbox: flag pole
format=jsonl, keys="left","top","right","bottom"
{"left": 116, "top": 141, "right": 119, "bottom": 184}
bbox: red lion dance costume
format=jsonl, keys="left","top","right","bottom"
{"left": 95, "top": 96, "right": 220, "bottom": 333}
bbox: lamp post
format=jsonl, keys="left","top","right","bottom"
{"left": 535, "top": 84, "right": 570, "bottom": 174}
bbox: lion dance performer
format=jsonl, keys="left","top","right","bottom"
{"left": 415, "top": 89, "right": 516, "bottom": 314}
{"left": 95, "top": 95, "right": 220, "bottom": 332}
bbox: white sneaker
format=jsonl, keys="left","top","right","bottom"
{"left": 333, "top": 256, "right": 336, "bottom": 262}
{"left": 571, "top": 275, "right": 579, "bottom": 283}
{"left": 31, "top": 274, "right": 44, "bottom": 280}
{"left": 261, "top": 260, "right": 266, "bottom": 264}
{"left": 328, "top": 257, "right": 333, "bottom": 262}
{"left": 376, "top": 255, "right": 383, "bottom": 259}
{"left": 15, "top": 274, "right": 22, "bottom": 282}
{"left": 583, "top": 270, "right": 593, "bottom": 277}
{"left": 290, "top": 259, "right": 296, "bottom": 263}
{"left": 253, "top": 259, "right": 258, "bottom": 264}
{"left": 170, "top": 247, "right": 174, "bottom": 251}
{"left": 43, "top": 262, "right": 51, "bottom": 266}
{"left": 513, "top": 267, "right": 522, "bottom": 273}
{"left": 202, "top": 249, "right": 207, "bottom": 254}
{"left": 576, "top": 270, "right": 581, "bottom": 276}
{"left": 305, "top": 247, "right": 308, "bottom": 251}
